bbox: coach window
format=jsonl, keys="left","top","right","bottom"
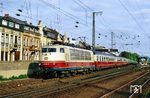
{"left": 100, "top": 56, "right": 101, "bottom": 61}
{"left": 60, "top": 48, "right": 65, "bottom": 53}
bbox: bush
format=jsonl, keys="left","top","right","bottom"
{"left": 0, "top": 74, "right": 28, "bottom": 81}
{"left": 0, "top": 75, "right": 3, "bottom": 79}
{"left": 0, "top": 75, "right": 8, "bottom": 81}
{"left": 18, "top": 74, "right": 28, "bottom": 79}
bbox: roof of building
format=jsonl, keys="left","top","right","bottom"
{"left": 0, "top": 14, "right": 27, "bottom": 25}
{"left": 43, "top": 26, "right": 59, "bottom": 34}
{"left": 0, "top": 14, "right": 38, "bottom": 29}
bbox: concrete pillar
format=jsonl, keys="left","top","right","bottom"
{"left": 8, "top": 34, "right": 11, "bottom": 61}
{"left": 20, "top": 35, "right": 22, "bottom": 60}
{"left": 3, "top": 33, "right": 6, "bottom": 61}
{"left": 13, "top": 34, "right": 15, "bottom": 61}
{"left": 12, "top": 52, "right": 15, "bottom": 61}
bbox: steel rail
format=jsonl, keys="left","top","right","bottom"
{"left": 100, "top": 71, "right": 150, "bottom": 98}
{"left": 128, "top": 78, "right": 150, "bottom": 98}
{"left": 1, "top": 67, "right": 137, "bottom": 98}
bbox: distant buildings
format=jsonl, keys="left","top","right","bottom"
{"left": 0, "top": 14, "right": 69, "bottom": 61}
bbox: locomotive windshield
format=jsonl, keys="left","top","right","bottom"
{"left": 42, "top": 48, "right": 56, "bottom": 53}
{"left": 42, "top": 48, "right": 47, "bottom": 53}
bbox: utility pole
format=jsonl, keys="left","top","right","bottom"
{"left": 111, "top": 32, "right": 114, "bottom": 49}
{"left": 111, "top": 32, "right": 116, "bottom": 49}
{"left": 92, "top": 12, "right": 102, "bottom": 53}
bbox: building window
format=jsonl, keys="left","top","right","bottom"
{"left": 34, "top": 29, "right": 38, "bottom": 33}
{"left": 15, "top": 23, "right": 20, "bottom": 29}
{"left": 10, "top": 35, "right": 13, "bottom": 44}
{"left": 1, "top": 33, "right": 4, "bottom": 43}
{"left": 2, "top": 20, "right": 7, "bottom": 26}
{"left": 25, "top": 26, "right": 29, "bottom": 30}
{"left": 1, "top": 43, "right": 4, "bottom": 47}
{"left": 15, "top": 36, "right": 17, "bottom": 44}
{"left": 30, "top": 27, "right": 34, "bottom": 32}
{"left": 25, "top": 38, "right": 27, "bottom": 46}
{"left": 30, "top": 38, "right": 33, "bottom": 46}
{"left": 37, "top": 40, "right": 39, "bottom": 47}
{"left": 23, "top": 38, "right": 25, "bottom": 46}
{"left": 18, "top": 36, "right": 21, "bottom": 45}
{"left": 6, "top": 43, "right": 8, "bottom": 47}
{"left": 5, "top": 34, "right": 9, "bottom": 43}
{"left": 25, "top": 38, "right": 28, "bottom": 46}
{"left": 9, "top": 22, "right": 14, "bottom": 27}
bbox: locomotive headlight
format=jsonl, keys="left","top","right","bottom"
{"left": 38, "top": 63, "right": 41, "bottom": 66}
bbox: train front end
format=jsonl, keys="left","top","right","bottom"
{"left": 39, "top": 45, "right": 66, "bottom": 71}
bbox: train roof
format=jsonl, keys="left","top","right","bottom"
{"left": 95, "top": 51, "right": 128, "bottom": 60}
{"left": 42, "top": 44, "right": 93, "bottom": 52}
{"left": 95, "top": 51, "right": 116, "bottom": 57}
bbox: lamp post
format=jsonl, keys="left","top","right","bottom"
{"left": 92, "top": 12, "right": 102, "bottom": 54}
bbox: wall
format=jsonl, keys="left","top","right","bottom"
{"left": 0, "top": 61, "right": 41, "bottom": 78}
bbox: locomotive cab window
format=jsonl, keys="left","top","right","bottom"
{"left": 42, "top": 48, "right": 47, "bottom": 53}
{"left": 48, "top": 48, "right": 56, "bottom": 52}
{"left": 60, "top": 48, "right": 65, "bottom": 53}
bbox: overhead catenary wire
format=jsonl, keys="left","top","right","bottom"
{"left": 39, "top": 0, "right": 89, "bottom": 26}
{"left": 72, "top": 0, "right": 148, "bottom": 54}
{"left": 39, "top": 0, "right": 113, "bottom": 37}
{"left": 117, "top": 0, "right": 148, "bottom": 36}
{"left": 116, "top": 0, "right": 150, "bottom": 52}
{"left": 72, "top": 0, "right": 114, "bottom": 35}
{"left": 72, "top": 0, "right": 88, "bottom": 24}
{"left": 76, "top": 0, "right": 93, "bottom": 11}
{"left": 74, "top": 0, "right": 146, "bottom": 37}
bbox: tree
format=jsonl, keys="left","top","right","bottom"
{"left": 120, "top": 51, "right": 140, "bottom": 61}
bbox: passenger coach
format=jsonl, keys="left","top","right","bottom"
{"left": 94, "top": 52, "right": 128, "bottom": 69}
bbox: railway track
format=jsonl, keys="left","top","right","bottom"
{"left": 0, "top": 66, "right": 137, "bottom": 98}
{"left": 100, "top": 70, "right": 150, "bottom": 98}
{"left": 35, "top": 66, "right": 150, "bottom": 98}
{"left": 0, "top": 71, "right": 130, "bottom": 98}
{"left": 1, "top": 65, "right": 148, "bottom": 98}
{"left": 128, "top": 78, "right": 150, "bottom": 98}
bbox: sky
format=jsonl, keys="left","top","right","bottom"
{"left": 1, "top": 0, "right": 150, "bottom": 56}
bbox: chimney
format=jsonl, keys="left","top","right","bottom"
{"left": 29, "top": 22, "right": 32, "bottom": 25}
{"left": 38, "top": 20, "right": 42, "bottom": 25}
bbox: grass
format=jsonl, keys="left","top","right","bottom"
{"left": 0, "top": 74, "right": 28, "bottom": 81}
{"left": 145, "top": 89, "right": 150, "bottom": 98}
